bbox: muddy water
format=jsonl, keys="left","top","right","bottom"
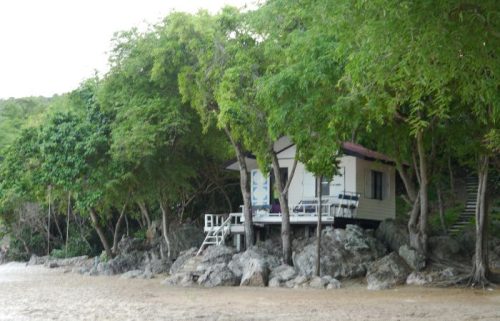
{"left": 0, "top": 262, "right": 499, "bottom": 321}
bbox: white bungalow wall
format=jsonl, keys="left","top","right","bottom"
{"left": 275, "top": 146, "right": 358, "bottom": 208}
{"left": 354, "top": 158, "right": 396, "bottom": 221}
{"left": 247, "top": 144, "right": 396, "bottom": 221}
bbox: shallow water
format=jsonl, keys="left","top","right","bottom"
{"left": 0, "top": 262, "right": 499, "bottom": 321}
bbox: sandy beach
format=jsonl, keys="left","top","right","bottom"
{"left": 0, "top": 262, "right": 499, "bottom": 321}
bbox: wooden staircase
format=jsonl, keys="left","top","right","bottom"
{"left": 448, "top": 176, "right": 477, "bottom": 235}
{"left": 197, "top": 215, "right": 232, "bottom": 256}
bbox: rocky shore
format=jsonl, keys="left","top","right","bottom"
{"left": 22, "top": 220, "right": 500, "bottom": 290}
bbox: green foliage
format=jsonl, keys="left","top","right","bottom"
{"left": 6, "top": 228, "right": 46, "bottom": 261}
{"left": 429, "top": 204, "right": 464, "bottom": 234}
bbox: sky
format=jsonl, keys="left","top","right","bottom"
{"left": 0, "top": 0, "right": 253, "bottom": 99}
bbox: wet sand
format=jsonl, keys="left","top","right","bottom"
{"left": 0, "top": 262, "right": 499, "bottom": 321}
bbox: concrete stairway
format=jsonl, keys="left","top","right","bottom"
{"left": 448, "top": 176, "right": 477, "bottom": 235}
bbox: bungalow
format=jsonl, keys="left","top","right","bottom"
{"left": 199, "top": 137, "right": 396, "bottom": 254}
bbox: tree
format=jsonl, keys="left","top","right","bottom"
{"left": 171, "top": 9, "right": 259, "bottom": 249}
{"left": 253, "top": 0, "right": 345, "bottom": 267}
{"left": 100, "top": 18, "right": 232, "bottom": 259}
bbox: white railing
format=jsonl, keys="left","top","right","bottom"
{"left": 247, "top": 192, "right": 361, "bottom": 219}
{"left": 198, "top": 214, "right": 232, "bottom": 256}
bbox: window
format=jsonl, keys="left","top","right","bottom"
{"left": 314, "top": 176, "right": 331, "bottom": 197}
{"left": 320, "top": 176, "right": 330, "bottom": 196}
{"left": 371, "top": 170, "right": 383, "bottom": 200}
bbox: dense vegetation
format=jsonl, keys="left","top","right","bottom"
{"left": 0, "top": 0, "right": 498, "bottom": 286}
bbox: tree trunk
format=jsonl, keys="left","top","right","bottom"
{"left": 89, "top": 208, "right": 113, "bottom": 259}
{"left": 396, "top": 161, "right": 418, "bottom": 203}
{"left": 436, "top": 184, "right": 447, "bottom": 234}
{"left": 315, "top": 176, "right": 323, "bottom": 277}
{"left": 112, "top": 201, "right": 128, "bottom": 255}
{"left": 159, "top": 200, "right": 172, "bottom": 260}
{"left": 47, "top": 186, "right": 51, "bottom": 256}
{"left": 448, "top": 155, "right": 455, "bottom": 194}
{"left": 52, "top": 208, "right": 64, "bottom": 242}
{"left": 125, "top": 214, "right": 129, "bottom": 237}
{"left": 137, "top": 201, "right": 152, "bottom": 231}
{"left": 225, "top": 128, "right": 254, "bottom": 249}
{"left": 270, "top": 147, "right": 296, "bottom": 265}
{"left": 65, "top": 192, "right": 71, "bottom": 257}
{"left": 470, "top": 155, "right": 490, "bottom": 287}
{"left": 416, "top": 131, "right": 429, "bottom": 254}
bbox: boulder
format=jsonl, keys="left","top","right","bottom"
{"left": 240, "top": 258, "right": 269, "bottom": 287}
{"left": 398, "top": 245, "right": 426, "bottom": 271}
{"left": 269, "top": 264, "right": 297, "bottom": 286}
{"left": 326, "top": 278, "right": 342, "bottom": 289}
{"left": 428, "top": 236, "right": 461, "bottom": 261}
{"left": 28, "top": 255, "right": 50, "bottom": 266}
{"left": 375, "top": 220, "right": 408, "bottom": 252}
{"left": 170, "top": 248, "right": 197, "bottom": 275}
{"left": 366, "top": 252, "right": 411, "bottom": 290}
{"left": 197, "top": 263, "right": 240, "bottom": 287}
{"left": 96, "top": 262, "right": 114, "bottom": 276}
{"left": 229, "top": 247, "right": 279, "bottom": 286}
{"left": 406, "top": 271, "right": 433, "bottom": 285}
{"left": 162, "top": 272, "right": 196, "bottom": 287}
{"left": 285, "top": 275, "right": 310, "bottom": 288}
{"left": 121, "top": 270, "right": 144, "bottom": 279}
{"left": 200, "top": 245, "right": 235, "bottom": 266}
{"left": 293, "top": 226, "right": 386, "bottom": 279}
{"left": 308, "top": 276, "right": 329, "bottom": 289}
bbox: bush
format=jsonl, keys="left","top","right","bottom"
{"left": 429, "top": 204, "right": 463, "bottom": 235}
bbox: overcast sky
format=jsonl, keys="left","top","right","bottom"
{"left": 0, "top": 0, "right": 252, "bottom": 99}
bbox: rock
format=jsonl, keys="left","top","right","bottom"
{"left": 162, "top": 272, "right": 196, "bottom": 287}
{"left": 285, "top": 275, "right": 309, "bottom": 288}
{"left": 428, "top": 236, "right": 461, "bottom": 261}
{"left": 308, "top": 276, "right": 329, "bottom": 289}
{"left": 269, "top": 264, "right": 297, "bottom": 283}
{"left": 117, "top": 237, "right": 148, "bottom": 255}
{"left": 293, "top": 226, "right": 386, "bottom": 279}
{"left": 268, "top": 278, "right": 281, "bottom": 288}
{"left": 489, "top": 252, "right": 500, "bottom": 270}
{"left": 228, "top": 247, "right": 278, "bottom": 286}
{"left": 344, "top": 225, "right": 371, "bottom": 251}
{"left": 375, "top": 220, "right": 408, "bottom": 252}
{"left": 144, "top": 252, "right": 169, "bottom": 275}
{"left": 96, "top": 262, "right": 114, "bottom": 276}
{"left": 121, "top": 270, "right": 143, "bottom": 279}
{"left": 406, "top": 272, "right": 432, "bottom": 285}
{"left": 46, "top": 262, "right": 59, "bottom": 269}
{"left": 326, "top": 278, "right": 342, "bottom": 289}
{"left": 366, "top": 252, "right": 411, "bottom": 290}
{"left": 170, "top": 248, "right": 197, "bottom": 275}
{"left": 439, "top": 267, "right": 457, "bottom": 279}
{"left": 240, "top": 258, "right": 269, "bottom": 287}
{"left": 197, "top": 263, "right": 239, "bottom": 287}
{"left": 456, "top": 228, "right": 475, "bottom": 256}
{"left": 28, "top": 255, "right": 50, "bottom": 266}
{"left": 200, "top": 245, "right": 235, "bottom": 266}
{"left": 398, "top": 245, "right": 426, "bottom": 271}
